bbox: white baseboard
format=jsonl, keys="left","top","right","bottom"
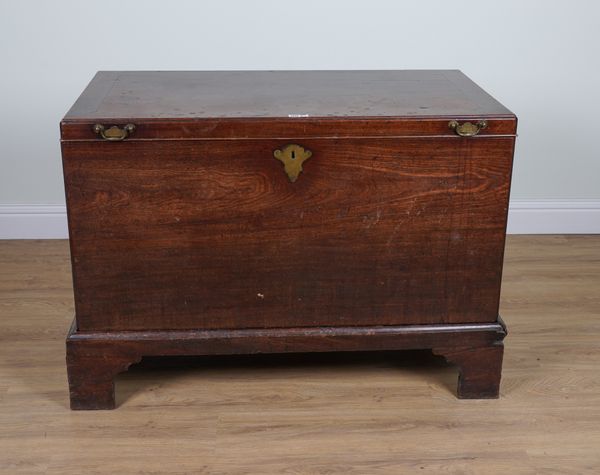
{"left": 1, "top": 200, "right": 599, "bottom": 239}
{"left": 0, "top": 205, "right": 69, "bottom": 239}
{"left": 507, "top": 200, "right": 600, "bottom": 234}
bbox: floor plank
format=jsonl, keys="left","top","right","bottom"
{"left": 0, "top": 237, "right": 599, "bottom": 474}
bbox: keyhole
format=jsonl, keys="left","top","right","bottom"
{"left": 291, "top": 150, "right": 296, "bottom": 160}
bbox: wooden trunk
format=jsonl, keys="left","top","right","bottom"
{"left": 62, "top": 70, "right": 516, "bottom": 409}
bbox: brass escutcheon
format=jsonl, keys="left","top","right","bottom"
{"left": 93, "top": 123, "right": 136, "bottom": 141}
{"left": 273, "top": 144, "right": 313, "bottom": 182}
{"left": 448, "top": 120, "right": 488, "bottom": 137}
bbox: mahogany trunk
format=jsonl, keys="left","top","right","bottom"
{"left": 61, "top": 71, "right": 516, "bottom": 409}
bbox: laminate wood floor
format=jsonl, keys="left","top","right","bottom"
{"left": 0, "top": 236, "right": 599, "bottom": 474}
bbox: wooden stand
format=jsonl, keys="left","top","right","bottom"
{"left": 66, "top": 317, "right": 507, "bottom": 410}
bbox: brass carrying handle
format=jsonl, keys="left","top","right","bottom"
{"left": 448, "top": 120, "right": 488, "bottom": 137}
{"left": 93, "top": 123, "right": 136, "bottom": 141}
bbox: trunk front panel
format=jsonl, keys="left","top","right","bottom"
{"left": 62, "top": 137, "right": 514, "bottom": 331}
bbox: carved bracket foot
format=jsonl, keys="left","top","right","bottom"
{"left": 433, "top": 343, "right": 504, "bottom": 399}
{"left": 66, "top": 344, "right": 141, "bottom": 410}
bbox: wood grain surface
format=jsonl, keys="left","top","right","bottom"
{"left": 64, "top": 70, "right": 514, "bottom": 119}
{"left": 63, "top": 137, "right": 514, "bottom": 331}
{"left": 1, "top": 236, "right": 599, "bottom": 473}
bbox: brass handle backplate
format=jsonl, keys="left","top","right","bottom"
{"left": 93, "top": 123, "right": 136, "bottom": 141}
{"left": 273, "top": 144, "right": 313, "bottom": 182}
{"left": 448, "top": 120, "right": 488, "bottom": 137}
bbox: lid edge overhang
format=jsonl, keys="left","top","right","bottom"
{"left": 60, "top": 115, "right": 517, "bottom": 141}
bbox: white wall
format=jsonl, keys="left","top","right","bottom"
{"left": 1, "top": 0, "right": 599, "bottom": 236}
